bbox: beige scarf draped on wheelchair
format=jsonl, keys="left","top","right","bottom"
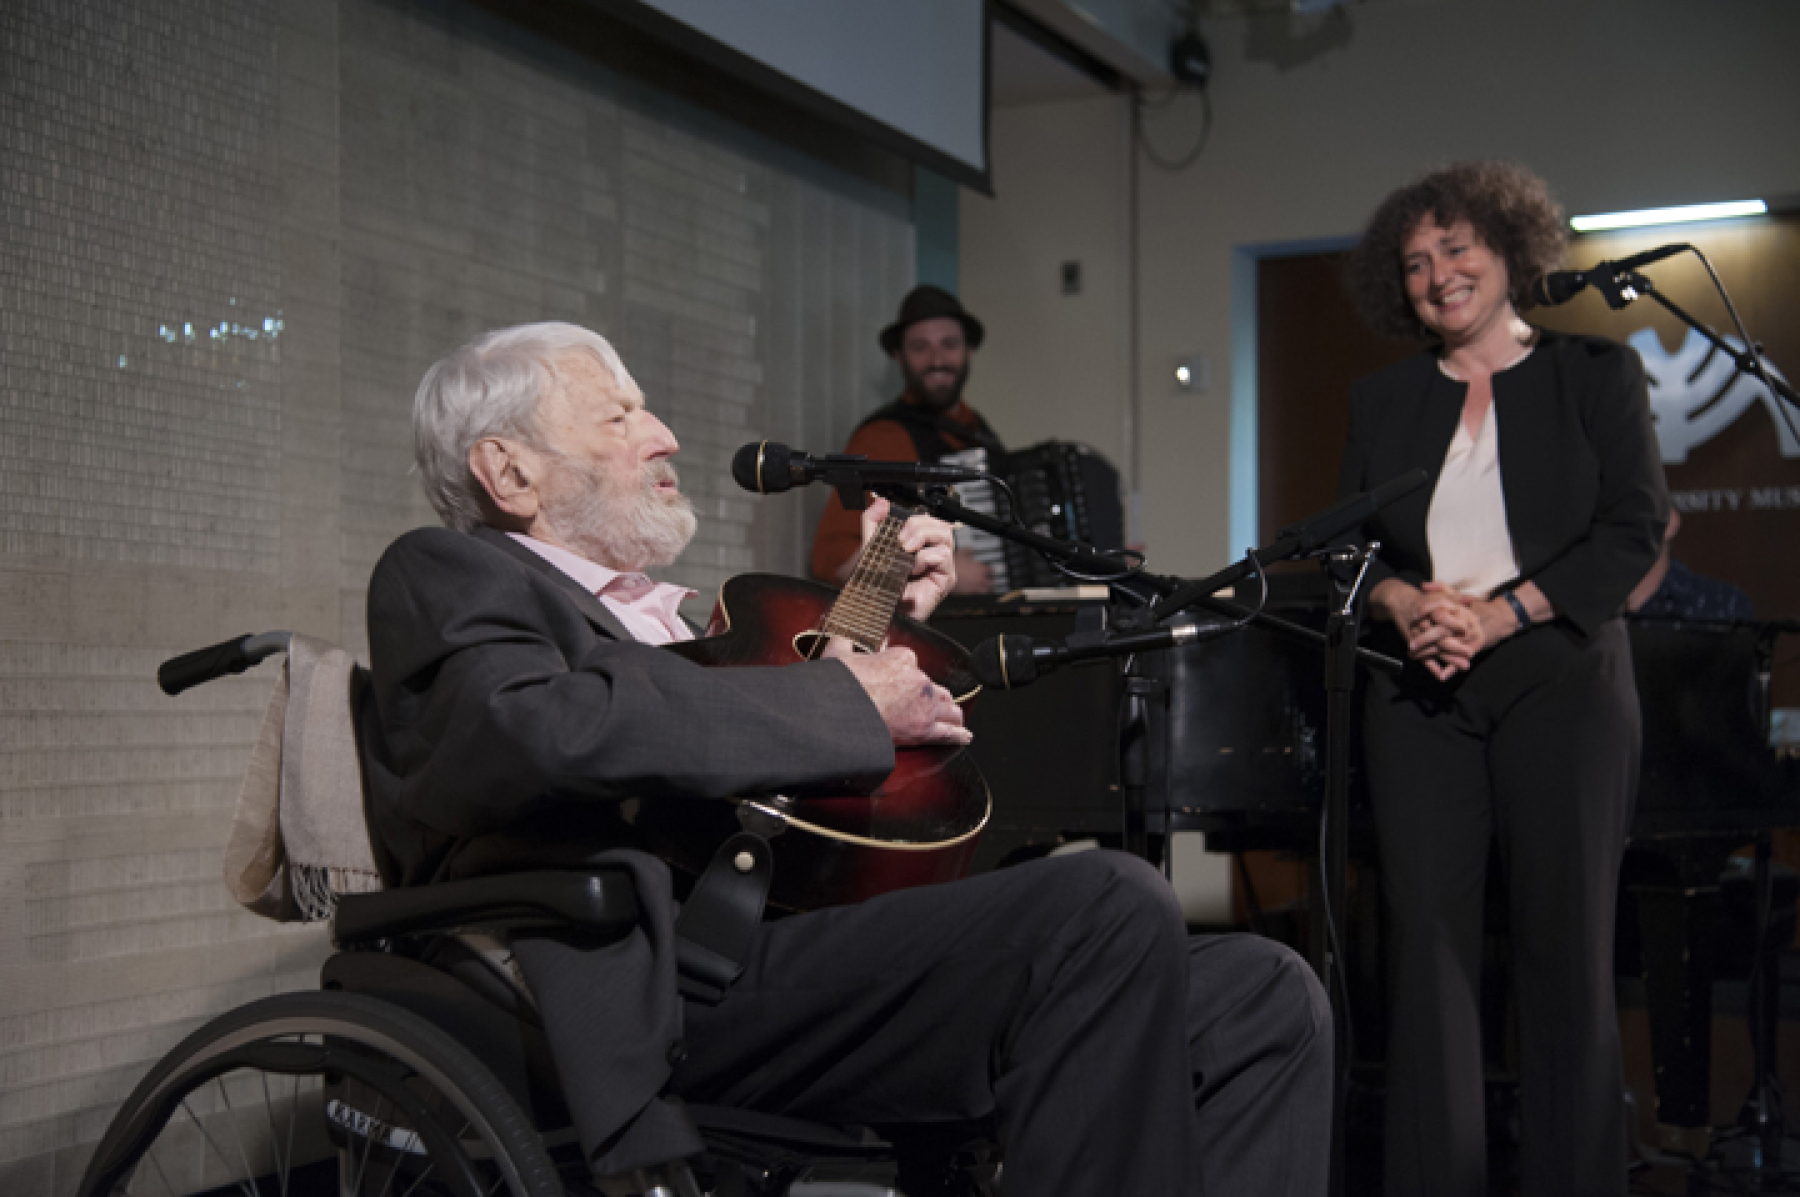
{"left": 222, "top": 634, "right": 383, "bottom": 921}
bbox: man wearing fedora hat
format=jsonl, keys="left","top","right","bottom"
{"left": 811, "top": 284, "right": 1005, "bottom": 590}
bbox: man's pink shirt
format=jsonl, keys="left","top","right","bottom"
{"left": 506, "top": 533, "right": 696, "bottom": 646}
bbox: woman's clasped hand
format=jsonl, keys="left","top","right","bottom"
{"left": 1375, "top": 578, "right": 1544, "bottom": 681}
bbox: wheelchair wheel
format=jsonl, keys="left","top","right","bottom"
{"left": 79, "top": 990, "right": 563, "bottom": 1197}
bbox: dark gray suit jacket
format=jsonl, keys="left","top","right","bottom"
{"left": 1336, "top": 330, "right": 1668, "bottom": 638}
{"left": 358, "top": 524, "right": 895, "bottom": 1174}
{"left": 360, "top": 525, "right": 894, "bottom": 886}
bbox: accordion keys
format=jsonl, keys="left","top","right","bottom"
{"left": 939, "top": 442, "right": 1124, "bottom": 594}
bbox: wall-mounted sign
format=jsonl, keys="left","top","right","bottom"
{"left": 1634, "top": 327, "right": 1797, "bottom": 465}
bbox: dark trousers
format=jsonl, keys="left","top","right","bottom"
{"left": 1365, "top": 619, "right": 1639, "bottom": 1197}
{"left": 673, "top": 850, "right": 1334, "bottom": 1196}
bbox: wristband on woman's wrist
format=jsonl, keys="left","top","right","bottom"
{"left": 1501, "top": 589, "right": 1530, "bottom": 631}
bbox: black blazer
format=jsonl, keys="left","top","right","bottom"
{"left": 1337, "top": 330, "right": 1668, "bottom": 637}
{"left": 355, "top": 525, "right": 899, "bottom": 1174}
{"left": 359, "top": 525, "right": 895, "bottom": 887}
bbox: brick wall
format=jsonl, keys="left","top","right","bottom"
{"left": 0, "top": 0, "right": 913, "bottom": 1188}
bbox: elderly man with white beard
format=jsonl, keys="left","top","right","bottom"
{"left": 357, "top": 321, "right": 1333, "bottom": 1194}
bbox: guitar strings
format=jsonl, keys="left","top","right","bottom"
{"left": 819, "top": 507, "right": 914, "bottom": 652}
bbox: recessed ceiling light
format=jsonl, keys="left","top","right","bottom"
{"left": 1570, "top": 200, "right": 1768, "bottom": 232}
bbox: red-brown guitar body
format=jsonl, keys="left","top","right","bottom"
{"left": 649, "top": 573, "right": 989, "bottom": 911}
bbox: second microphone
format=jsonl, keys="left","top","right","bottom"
{"left": 733, "top": 440, "right": 988, "bottom": 496}
{"left": 970, "top": 617, "right": 1213, "bottom": 690}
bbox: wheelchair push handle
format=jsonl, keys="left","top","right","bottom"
{"left": 158, "top": 631, "right": 292, "bottom": 695}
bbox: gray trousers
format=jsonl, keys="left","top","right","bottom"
{"left": 1365, "top": 619, "right": 1639, "bottom": 1197}
{"left": 673, "top": 849, "right": 1333, "bottom": 1196}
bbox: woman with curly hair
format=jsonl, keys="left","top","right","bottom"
{"left": 1337, "top": 162, "right": 1667, "bottom": 1196}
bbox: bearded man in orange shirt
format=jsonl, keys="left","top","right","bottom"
{"left": 810, "top": 285, "right": 1004, "bottom": 593}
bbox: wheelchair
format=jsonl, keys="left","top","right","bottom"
{"left": 78, "top": 633, "right": 997, "bottom": 1197}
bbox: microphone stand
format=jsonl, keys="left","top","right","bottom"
{"left": 875, "top": 479, "right": 1176, "bottom": 865}
{"left": 883, "top": 479, "right": 1402, "bottom": 1197}
{"left": 1119, "top": 652, "right": 1159, "bottom": 863}
{"left": 1319, "top": 544, "right": 1379, "bottom": 1197}
{"left": 1593, "top": 263, "right": 1800, "bottom": 428}
{"left": 1583, "top": 258, "right": 1797, "bottom": 1184}
{"left": 876, "top": 481, "right": 1400, "bottom": 678}
{"left": 1740, "top": 621, "right": 1795, "bottom": 1184}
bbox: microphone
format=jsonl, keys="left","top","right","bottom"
{"left": 1143, "top": 469, "right": 1429, "bottom": 625}
{"left": 1275, "top": 468, "right": 1430, "bottom": 555}
{"left": 732, "top": 441, "right": 987, "bottom": 496}
{"left": 1527, "top": 243, "right": 1688, "bottom": 307}
{"left": 970, "top": 618, "right": 1211, "bottom": 690}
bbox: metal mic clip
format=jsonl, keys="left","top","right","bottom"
{"left": 1590, "top": 263, "right": 1649, "bottom": 311}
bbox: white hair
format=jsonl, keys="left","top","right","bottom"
{"left": 413, "top": 322, "right": 637, "bottom": 532}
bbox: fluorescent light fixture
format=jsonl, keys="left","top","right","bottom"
{"left": 1571, "top": 199, "right": 1768, "bottom": 232}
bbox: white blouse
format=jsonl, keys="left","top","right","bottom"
{"left": 1426, "top": 398, "right": 1520, "bottom": 598}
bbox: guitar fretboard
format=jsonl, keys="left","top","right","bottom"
{"left": 814, "top": 508, "right": 913, "bottom": 653}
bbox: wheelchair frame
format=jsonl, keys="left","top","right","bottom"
{"left": 78, "top": 632, "right": 992, "bottom": 1197}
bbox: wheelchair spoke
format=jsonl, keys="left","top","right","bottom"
{"left": 369, "top": 1094, "right": 405, "bottom": 1197}
{"left": 140, "top": 1146, "right": 176, "bottom": 1196}
{"left": 287, "top": 1071, "right": 305, "bottom": 1197}
{"left": 256, "top": 1067, "right": 287, "bottom": 1197}
{"left": 395, "top": 1160, "right": 435, "bottom": 1197}
{"left": 84, "top": 992, "right": 562, "bottom": 1197}
{"left": 371, "top": 1148, "right": 402, "bottom": 1197}
{"left": 360, "top": 1088, "right": 411, "bottom": 1197}
{"left": 379, "top": 1090, "right": 434, "bottom": 1197}
{"left": 348, "top": 1092, "right": 375, "bottom": 1197}
{"left": 213, "top": 1075, "right": 264, "bottom": 1196}
{"left": 175, "top": 1093, "right": 259, "bottom": 1197}
{"left": 388, "top": 1111, "right": 499, "bottom": 1197}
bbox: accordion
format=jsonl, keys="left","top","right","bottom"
{"left": 941, "top": 440, "right": 1125, "bottom": 593}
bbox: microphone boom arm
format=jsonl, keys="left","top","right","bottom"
{"left": 1172, "top": 592, "right": 1402, "bottom": 676}
{"left": 1630, "top": 273, "right": 1800, "bottom": 417}
{"left": 872, "top": 482, "right": 1139, "bottom": 579}
{"left": 934, "top": 469, "right": 1407, "bottom": 680}
{"left": 1144, "top": 470, "right": 1430, "bottom": 624}
{"left": 1555, "top": 248, "right": 1799, "bottom": 435}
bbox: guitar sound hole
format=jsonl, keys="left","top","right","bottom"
{"left": 793, "top": 631, "right": 873, "bottom": 660}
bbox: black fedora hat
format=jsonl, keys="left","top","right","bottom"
{"left": 879, "top": 285, "right": 985, "bottom": 356}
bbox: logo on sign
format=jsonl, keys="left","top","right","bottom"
{"left": 1630, "top": 327, "right": 1797, "bottom": 464}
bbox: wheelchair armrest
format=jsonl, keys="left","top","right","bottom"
{"left": 332, "top": 870, "right": 639, "bottom": 948}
